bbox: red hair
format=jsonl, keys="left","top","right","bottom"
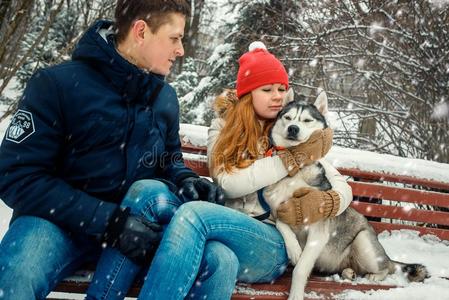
{"left": 210, "top": 89, "right": 273, "bottom": 175}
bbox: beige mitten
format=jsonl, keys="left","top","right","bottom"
{"left": 278, "top": 128, "right": 333, "bottom": 176}
{"left": 276, "top": 187, "right": 340, "bottom": 225}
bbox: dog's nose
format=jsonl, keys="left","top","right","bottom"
{"left": 287, "top": 125, "right": 299, "bottom": 137}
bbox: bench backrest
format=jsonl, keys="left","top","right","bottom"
{"left": 181, "top": 143, "right": 449, "bottom": 241}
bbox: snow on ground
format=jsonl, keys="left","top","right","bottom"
{"left": 1, "top": 114, "right": 449, "bottom": 299}
{"left": 333, "top": 230, "right": 449, "bottom": 300}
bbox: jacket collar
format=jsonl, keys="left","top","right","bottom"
{"left": 72, "top": 20, "right": 165, "bottom": 104}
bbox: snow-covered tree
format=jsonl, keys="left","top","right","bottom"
{"left": 0, "top": 0, "right": 116, "bottom": 121}
{"left": 253, "top": 0, "right": 449, "bottom": 163}
{"left": 173, "top": 43, "right": 237, "bottom": 125}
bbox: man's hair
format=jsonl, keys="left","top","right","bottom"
{"left": 114, "top": 0, "right": 191, "bottom": 43}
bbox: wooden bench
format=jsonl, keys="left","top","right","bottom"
{"left": 50, "top": 142, "right": 449, "bottom": 299}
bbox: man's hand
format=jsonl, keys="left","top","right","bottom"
{"left": 276, "top": 187, "right": 340, "bottom": 225}
{"left": 278, "top": 128, "right": 333, "bottom": 176}
{"left": 102, "top": 207, "right": 163, "bottom": 265}
{"left": 178, "top": 177, "right": 225, "bottom": 205}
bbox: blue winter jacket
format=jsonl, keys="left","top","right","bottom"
{"left": 0, "top": 20, "right": 197, "bottom": 236}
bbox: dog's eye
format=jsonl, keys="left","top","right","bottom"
{"left": 284, "top": 116, "right": 292, "bottom": 121}
{"left": 304, "top": 119, "right": 313, "bottom": 123}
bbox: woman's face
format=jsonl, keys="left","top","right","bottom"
{"left": 251, "top": 84, "right": 287, "bottom": 120}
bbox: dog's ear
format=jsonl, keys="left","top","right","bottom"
{"left": 283, "top": 88, "right": 295, "bottom": 106}
{"left": 314, "top": 91, "right": 328, "bottom": 115}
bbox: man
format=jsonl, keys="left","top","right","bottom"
{"left": 0, "top": 1, "right": 224, "bottom": 299}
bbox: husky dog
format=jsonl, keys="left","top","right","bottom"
{"left": 264, "top": 91, "right": 428, "bottom": 300}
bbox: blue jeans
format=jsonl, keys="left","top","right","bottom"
{"left": 86, "top": 179, "right": 183, "bottom": 299}
{"left": 88, "top": 179, "right": 271, "bottom": 300}
{"left": 140, "top": 201, "right": 289, "bottom": 300}
{"left": 0, "top": 216, "right": 100, "bottom": 300}
{"left": 87, "top": 181, "right": 289, "bottom": 300}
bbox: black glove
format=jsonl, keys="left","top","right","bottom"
{"left": 102, "top": 207, "right": 163, "bottom": 265}
{"left": 178, "top": 177, "right": 225, "bottom": 205}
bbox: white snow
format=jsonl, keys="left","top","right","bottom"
{"left": 180, "top": 123, "right": 209, "bottom": 147}
{"left": 0, "top": 202, "right": 12, "bottom": 240}
{"left": 428, "top": 0, "right": 449, "bottom": 9}
{"left": 333, "top": 230, "right": 449, "bottom": 299}
{"left": 431, "top": 101, "right": 449, "bottom": 121}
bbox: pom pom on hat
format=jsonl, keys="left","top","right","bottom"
{"left": 236, "top": 41, "right": 289, "bottom": 98}
{"left": 248, "top": 41, "right": 267, "bottom": 51}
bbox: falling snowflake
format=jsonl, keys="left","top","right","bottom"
{"left": 369, "top": 21, "right": 384, "bottom": 35}
{"left": 431, "top": 102, "right": 449, "bottom": 120}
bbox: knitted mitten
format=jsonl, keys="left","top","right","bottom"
{"left": 276, "top": 187, "right": 340, "bottom": 225}
{"left": 278, "top": 128, "right": 333, "bottom": 176}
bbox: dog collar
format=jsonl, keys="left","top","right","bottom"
{"left": 265, "top": 146, "right": 286, "bottom": 157}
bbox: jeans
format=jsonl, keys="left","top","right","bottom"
{"left": 0, "top": 179, "right": 288, "bottom": 300}
{"left": 140, "top": 201, "right": 289, "bottom": 300}
{"left": 86, "top": 179, "right": 184, "bottom": 299}
{"left": 87, "top": 181, "right": 288, "bottom": 300}
{"left": 0, "top": 216, "right": 100, "bottom": 300}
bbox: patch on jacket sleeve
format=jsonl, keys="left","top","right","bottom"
{"left": 5, "top": 110, "right": 35, "bottom": 143}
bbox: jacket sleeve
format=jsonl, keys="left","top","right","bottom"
{"left": 320, "top": 159, "right": 353, "bottom": 215}
{"left": 207, "top": 118, "right": 288, "bottom": 199}
{"left": 0, "top": 70, "right": 117, "bottom": 236}
{"left": 160, "top": 87, "right": 198, "bottom": 185}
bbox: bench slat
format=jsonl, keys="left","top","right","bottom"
{"left": 181, "top": 144, "right": 208, "bottom": 155}
{"left": 323, "top": 168, "right": 449, "bottom": 190}
{"left": 351, "top": 201, "right": 449, "bottom": 226}
{"left": 184, "top": 160, "right": 209, "bottom": 176}
{"left": 52, "top": 274, "right": 397, "bottom": 300}
{"left": 349, "top": 181, "right": 449, "bottom": 207}
{"left": 369, "top": 221, "right": 449, "bottom": 240}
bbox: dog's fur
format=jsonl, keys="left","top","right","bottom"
{"left": 263, "top": 90, "right": 428, "bottom": 300}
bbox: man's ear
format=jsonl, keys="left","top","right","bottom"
{"left": 314, "top": 91, "right": 328, "bottom": 115}
{"left": 131, "top": 20, "right": 147, "bottom": 44}
{"left": 282, "top": 88, "right": 295, "bottom": 106}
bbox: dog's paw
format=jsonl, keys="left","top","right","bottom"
{"left": 287, "top": 246, "right": 302, "bottom": 266}
{"left": 341, "top": 268, "right": 356, "bottom": 280}
{"left": 365, "top": 269, "right": 389, "bottom": 281}
{"left": 288, "top": 291, "right": 304, "bottom": 300}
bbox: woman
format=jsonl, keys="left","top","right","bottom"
{"left": 131, "top": 42, "right": 353, "bottom": 299}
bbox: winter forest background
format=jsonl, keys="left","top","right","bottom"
{"left": 1, "top": 1, "right": 449, "bottom": 299}
{"left": 0, "top": 0, "right": 448, "bottom": 164}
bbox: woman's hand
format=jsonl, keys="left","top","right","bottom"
{"left": 276, "top": 187, "right": 340, "bottom": 225}
{"left": 278, "top": 127, "right": 333, "bottom": 176}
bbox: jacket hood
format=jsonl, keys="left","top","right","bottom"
{"left": 72, "top": 20, "right": 165, "bottom": 103}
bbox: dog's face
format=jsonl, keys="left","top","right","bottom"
{"left": 271, "top": 91, "right": 329, "bottom": 148}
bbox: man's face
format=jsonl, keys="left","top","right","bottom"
{"left": 137, "top": 13, "right": 185, "bottom": 75}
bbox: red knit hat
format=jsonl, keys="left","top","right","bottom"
{"left": 236, "top": 41, "right": 289, "bottom": 98}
